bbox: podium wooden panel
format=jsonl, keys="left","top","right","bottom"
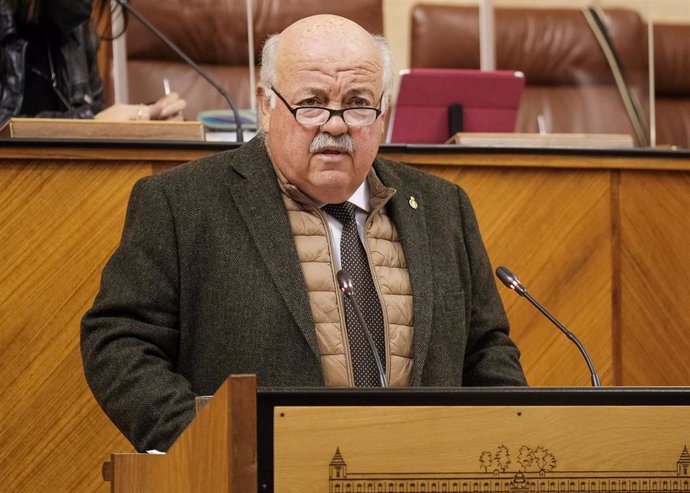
{"left": 105, "top": 375, "right": 256, "bottom": 492}
{"left": 2, "top": 139, "right": 690, "bottom": 492}
{"left": 0, "top": 117, "right": 205, "bottom": 141}
{"left": 104, "top": 374, "right": 690, "bottom": 492}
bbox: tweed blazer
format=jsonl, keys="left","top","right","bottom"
{"left": 81, "top": 136, "right": 526, "bottom": 452}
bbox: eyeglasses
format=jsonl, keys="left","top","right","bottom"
{"left": 269, "top": 86, "right": 383, "bottom": 127}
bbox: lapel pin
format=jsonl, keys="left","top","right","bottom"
{"left": 408, "top": 196, "right": 418, "bottom": 209}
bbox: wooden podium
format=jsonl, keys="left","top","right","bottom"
{"left": 104, "top": 375, "right": 257, "bottom": 492}
{"left": 104, "top": 375, "right": 690, "bottom": 493}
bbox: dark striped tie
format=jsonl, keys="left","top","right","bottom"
{"left": 323, "top": 202, "right": 385, "bottom": 387}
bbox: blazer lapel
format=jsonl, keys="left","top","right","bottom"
{"left": 226, "top": 140, "right": 320, "bottom": 358}
{"left": 376, "top": 162, "right": 434, "bottom": 386}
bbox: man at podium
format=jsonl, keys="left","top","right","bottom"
{"left": 81, "top": 14, "right": 526, "bottom": 452}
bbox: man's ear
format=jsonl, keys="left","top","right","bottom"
{"left": 257, "top": 85, "right": 272, "bottom": 133}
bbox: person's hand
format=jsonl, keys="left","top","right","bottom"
{"left": 148, "top": 92, "right": 186, "bottom": 121}
{"left": 95, "top": 93, "right": 187, "bottom": 121}
{"left": 95, "top": 103, "right": 146, "bottom": 121}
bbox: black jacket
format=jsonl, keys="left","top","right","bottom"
{"left": 81, "top": 136, "right": 527, "bottom": 452}
{"left": 0, "top": 0, "right": 105, "bottom": 125}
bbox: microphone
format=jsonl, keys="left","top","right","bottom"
{"left": 113, "top": 0, "right": 245, "bottom": 142}
{"left": 336, "top": 270, "right": 388, "bottom": 388}
{"left": 495, "top": 266, "right": 602, "bottom": 387}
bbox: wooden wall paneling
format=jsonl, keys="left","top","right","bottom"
{"left": 0, "top": 159, "right": 152, "bottom": 492}
{"left": 619, "top": 170, "right": 690, "bottom": 385}
{"left": 610, "top": 170, "right": 623, "bottom": 385}
{"left": 2, "top": 144, "right": 690, "bottom": 492}
{"left": 416, "top": 165, "right": 614, "bottom": 386}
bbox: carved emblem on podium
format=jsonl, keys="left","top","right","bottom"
{"left": 328, "top": 444, "right": 690, "bottom": 493}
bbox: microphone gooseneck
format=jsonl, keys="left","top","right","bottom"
{"left": 496, "top": 266, "right": 602, "bottom": 387}
{"left": 336, "top": 270, "right": 388, "bottom": 388}
{"left": 113, "top": 0, "right": 245, "bottom": 142}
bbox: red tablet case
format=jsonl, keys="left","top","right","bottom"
{"left": 387, "top": 68, "right": 525, "bottom": 144}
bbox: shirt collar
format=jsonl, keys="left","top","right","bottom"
{"left": 310, "top": 180, "right": 371, "bottom": 212}
{"left": 344, "top": 180, "right": 371, "bottom": 212}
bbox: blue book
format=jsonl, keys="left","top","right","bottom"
{"left": 197, "top": 109, "right": 258, "bottom": 131}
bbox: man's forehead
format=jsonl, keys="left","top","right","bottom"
{"left": 276, "top": 49, "right": 382, "bottom": 88}
{"left": 293, "top": 84, "right": 378, "bottom": 101}
{"left": 294, "top": 57, "right": 381, "bottom": 77}
{"left": 279, "top": 39, "right": 379, "bottom": 65}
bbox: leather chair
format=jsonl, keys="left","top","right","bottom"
{"left": 410, "top": 5, "right": 651, "bottom": 145}
{"left": 113, "top": 0, "right": 383, "bottom": 121}
{"left": 654, "top": 23, "right": 690, "bottom": 147}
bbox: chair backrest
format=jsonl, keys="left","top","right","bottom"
{"left": 653, "top": 23, "right": 690, "bottom": 147}
{"left": 410, "top": 5, "right": 649, "bottom": 143}
{"left": 113, "top": 0, "right": 383, "bottom": 120}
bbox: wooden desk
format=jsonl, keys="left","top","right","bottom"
{"left": 2, "top": 139, "right": 689, "bottom": 492}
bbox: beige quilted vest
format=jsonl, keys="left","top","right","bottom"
{"left": 275, "top": 168, "right": 414, "bottom": 387}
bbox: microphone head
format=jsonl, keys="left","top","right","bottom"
{"left": 336, "top": 270, "right": 354, "bottom": 296}
{"left": 495, "top": 266, "right": 527, "bottom": 296}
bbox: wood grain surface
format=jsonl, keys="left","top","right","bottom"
{"left": 274, "top": 405, "right": 690, "bottom": 492}
{"left": 426, "top": 165, "right": 614, "bottom": 386}
{"left": 107, "top": 375, "right": 256, "bottom": 492}
{"left": 1, "top": 144, "right": 689, "bottom": 491}
{"left": 1, "top": 158, "right": 149, "bottom": 492}
{"left": 619, "top": 171, "right": 690, "bottom": 385}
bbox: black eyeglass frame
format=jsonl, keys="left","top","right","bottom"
{"left": 269, "top": 86, "right": 384, "bottom": 127}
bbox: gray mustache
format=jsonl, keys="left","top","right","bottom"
{"left": 309, "top": 133, "right": 357, "bottom": 154}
